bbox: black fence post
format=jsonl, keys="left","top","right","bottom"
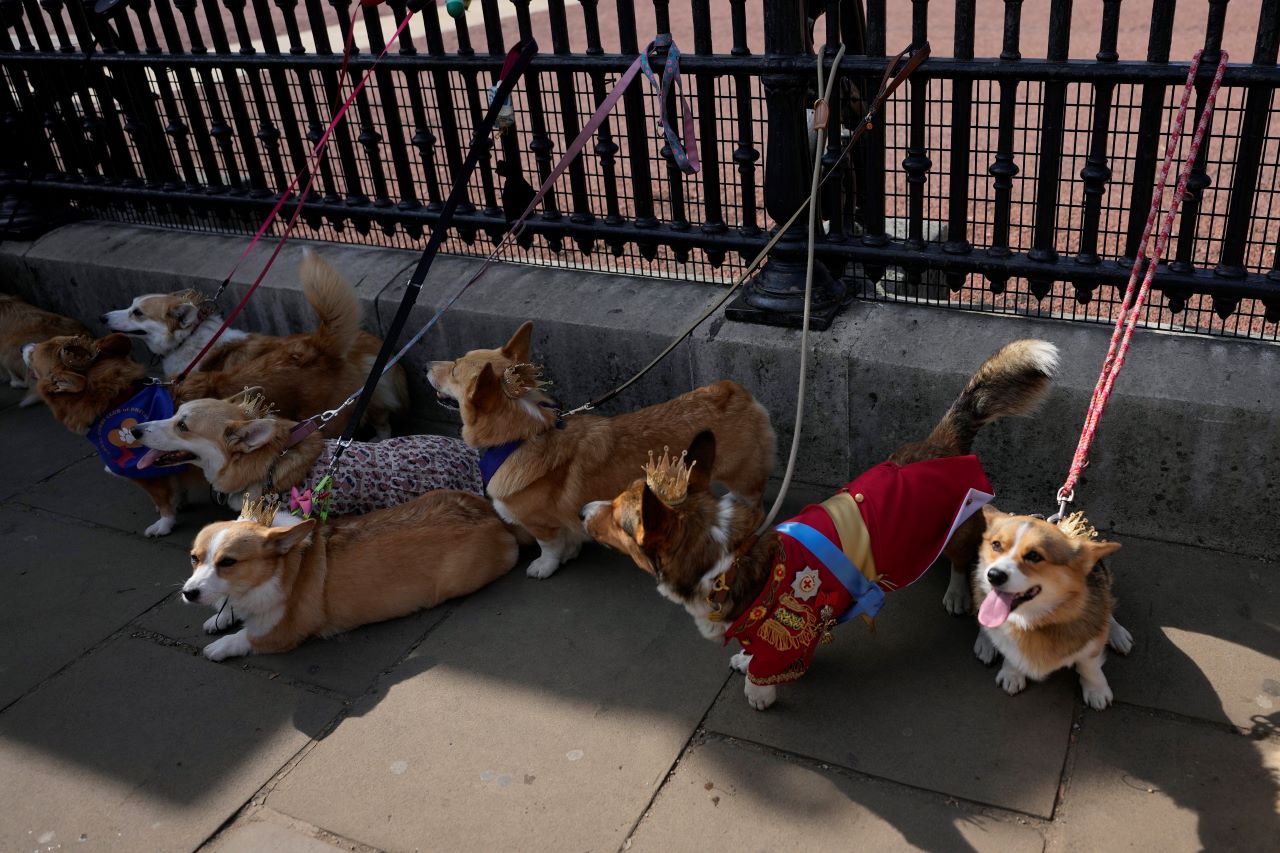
{"left": 726, "top": 0, "right": 844, "bottom": 330}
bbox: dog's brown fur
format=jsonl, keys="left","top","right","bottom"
{"left": 428, "top": 321, "right": 776, "bottom": 579}
{"left": 186, "top": 492, "right": 519, "bottom": 660}
{"left": 582, "top": 339, "right": 1059, "bottom": 708}
{"left": 24, "top": 332, "right": 205, "bottom": 535}
{"left": 971, "top": 510, "right": 1128, "bottom": 708}
{"left": 0, "top": 294, "right": 89, "bottom": 407}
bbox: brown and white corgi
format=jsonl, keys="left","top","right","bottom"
{"left": 427, "top": 321, "right": 776, "bottom": 579}
{"left": 0, "top": 293, "right": 89, "bottom": 408}
{"left": 182, "top": 491, "right": 519, "bottom": 660}
{"left": 582, "top": 339, "right": 1058, "bottom": 710}
{"left": 972, "top": 511, "right": 1132, "bottom": 709}
{"left": 129, "top": 392, "right": 484, "bottom": 515}
{"left": 101, "top": 251, "right": 408, "bottom": 437}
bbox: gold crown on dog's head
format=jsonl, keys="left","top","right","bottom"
{"left": 501, "top": 362, "right": 550, "bottom": 399}
{"left": 644, "top": 446, "right": 695, "bottom": 506}
{"left": 231, "top": 386, "right": 276, "bottom": 420}
{"left": 238, "top": 494, "right": 280, "bottom": 526}
{"left": 174, "top": 288, "right": 216, "bottom": 312}
{"left": 1056, "top": 511, "right": 1098, "bottom": 541}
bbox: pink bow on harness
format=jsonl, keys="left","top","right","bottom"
{"left": 289, "top": 486, "right": 313, "bottom": 517}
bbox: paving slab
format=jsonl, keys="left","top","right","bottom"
{"left": 0, "top": 638, "right": 342, "bottom": 853}
{"left": 138, "top": 590, "right": 452, "bottom": 697}
{"left": 0, "top": 504, "right": 184, "bottom": 709}
{"left": 628, "top": 737, "right": 1047, "bottom": 853}
{"left": 1054, "top": 705, "right": 1280, "bottom": 851}
{"left": 206, "top": 813, "right": 353, "bottom": 853}
{"left": 1103, "top": 536, "right": 1280, "bottom": 731}
{"left": 17, "top": 454, "right": 232, "bottom": 544}
{"left": 703, "top": 566, "right": 1076, "bottom": 819}
{"left": 0, "top": 393, "right": 94, "bottom": 500}
{"left": 268, "top": 547, "right": 732, "bottom": 853}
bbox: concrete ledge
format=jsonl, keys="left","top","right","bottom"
{"left": 3, "top": 222, "right": 1275, "bottom": 558}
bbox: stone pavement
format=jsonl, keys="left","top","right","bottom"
{"left": 1, "top": 384, "right": 1276, "bottom": 853}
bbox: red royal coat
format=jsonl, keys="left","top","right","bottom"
{"left": 726, "top": 455, "right": 993, "bottom": 686}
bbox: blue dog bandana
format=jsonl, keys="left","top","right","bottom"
{"left": 87, "top": 384, "right": 181, "bottom": 479}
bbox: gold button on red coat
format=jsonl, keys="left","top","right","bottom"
{"left": 854, "top": 493, "right": 865, "bottom": 503}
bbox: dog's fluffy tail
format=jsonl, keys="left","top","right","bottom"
{"left": 301, "top": 249, "right": 361, "bottom": 360}
{"left": 909, "top": 339, "right": 1059, "bottom": 459}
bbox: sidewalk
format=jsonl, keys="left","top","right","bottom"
{"left": 0, "top": 384, "right": 1276, "bottom": 853}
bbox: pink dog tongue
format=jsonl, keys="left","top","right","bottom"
{"left": 979, "top": 590, "right": 1015, "bottom": 628}
{"left": 136, "top": 448, "right": 161, "bottom": 470}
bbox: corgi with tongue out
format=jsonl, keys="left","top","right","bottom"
{"left": 972, "top": 510, "right": 1132, "bottom": 709}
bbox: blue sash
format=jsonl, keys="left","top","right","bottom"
{"left": 776, "top": 521, "right": 886, "bottom": 624}
{"left": 479, "top": 439, "right": 523, "bottom": 489}
{"left": 87, "top": 384, "right": 181, "bottom": 480}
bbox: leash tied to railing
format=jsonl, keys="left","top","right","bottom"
{"left": 1052, "top": 49, "right": 1228, "bottom": 522}
{"left": 322, "top": 39, "right": 540, "bottom": 474}
{"left": 174, "top": 1, "right": 414, "bottom": 382}
{"left": 640, "top": 34, "right": 700, "bottom": 174}
{"left": 562, "top": 41, "right": 930, "bottom": 417}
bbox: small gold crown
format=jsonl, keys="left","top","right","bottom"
{"left": 232, "top": 386, "right": 276, "bottom": 420}
{"left": 502, "top": 362, "right": 551, "bottom": 399}
{"left": 644, "top": 446, "right": 695, "bottom": 506}
{"left": 238, "top": 493, "right": 280, "bottom": 526}
{"left": 175, "top": 288, "right": 216, "bottom": 311}
{"left": 1057, "top": 510, "right": 1098, "bottom": 541}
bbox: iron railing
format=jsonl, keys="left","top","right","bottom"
{"left": 2, "top": 0, "right": 1280, "bottom": 341}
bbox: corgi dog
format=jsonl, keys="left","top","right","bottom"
{"left": 129, "top": 392, "right": 484, "bottom": 515}
{"left": 427, "top": 321, "right": 776, "bottom": 579}
{"left": 182, "top": 491, "right": 519, "bottom": 661}
{"left": 582, "top": 339, "right": 1058, "bottom": 710}
{"left": 0, "top": 293, "right": 89, "bottom": 407}
{"left": 23, "top": 332, "right": 206, "bottom": 536}
{"left": 972, "top": 511, "right": 1132, "bottom": 709}
{"left": 101, "top": 251, "right": 408, "bottom": 438}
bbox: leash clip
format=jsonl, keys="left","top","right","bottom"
{"left": 1048, "top": 487, "right": 1074, "bottom": 524}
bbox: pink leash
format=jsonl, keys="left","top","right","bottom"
{"left": 176, "top": 4, "right": 412, "bottom": 381}
{"left": 1054, "top": 50, "right": 1228, "bottom": 519}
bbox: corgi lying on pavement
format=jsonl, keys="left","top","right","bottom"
{"left": 427, "top": 320, "right": 776, "bottom": 579}
{"left": 183, "top": 491, "right": 519, "bottom": 661}
{"left": 129, "top": 391, "right": 484, "bottom": 516}
{"left": 973, "top": 510, "right": 1131, "bottom": 709}
{"left": 101, "top": 250, "right": 408, "bottom": 438}
{"left": 582, "top": 339, "right": 1058, "bottom": 710}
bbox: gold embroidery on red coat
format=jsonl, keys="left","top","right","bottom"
{"left": 748, "top": 658, "right": 810, "bottom": 685}
{"left": 757, "top": 593, "right": 821, "bottom": 652}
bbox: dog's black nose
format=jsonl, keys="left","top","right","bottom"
{"left": 182, "top": 588, "right": 200, "bottom": 602}
{"left": 130, "top": 425, "right": 146, "bottom": 440}
{"left": 579, "top": 506, "right": 589, "bottom": 520}
{"left": 99, "top": 314, "right": 108, "bottom": 324}
{"left": 986, "top": 568, "right": 1009, "bottom": 587}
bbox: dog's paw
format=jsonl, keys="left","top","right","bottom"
{"left": 973, "top": 631, "right": 998, "bottom": 666}
{"left": 18, "top": 392, "right": 40, "bottom": 409}
{"left": 943, "top": 586, "right": 973, "bottom": 616}
{"left": 9, "top": 377, "right": 27, "bottom": 389}
{"left": 744, "top": 680, "right": 777, "bottom": 711}
{"left": 526, "top": 554, "right": 561, "bottom": 579}
{"left": 203, "top": 606, "right": 236, "bottom": 634}
{"left": 729, "top": 652, "right": 751, "bottom": 674}
{"left": 144, "top": 516, "right": 176, "bottom": 537}
{"left": 203, "top": 630, "right": 251, "bottom": 661}
{"left": 1082, "top": 681, "right": 1114, "bottom": 710}
{"left": 1108, "top": 620, "right": 1134, "bottom": 655}
{"left": 996, "top": 665, "right": 1027, "bottom": 696}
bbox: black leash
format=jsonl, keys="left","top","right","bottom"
{"left": 326, "top": 39, "right": 539, "bottom": 471}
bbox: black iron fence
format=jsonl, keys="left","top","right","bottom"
{"left": 3, "top": 0, "right": 1280, "bottom": 341}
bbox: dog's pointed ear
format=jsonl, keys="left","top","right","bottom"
{"left": 46, "top": 371, "right": 86, "bottom": 394}
{"left": 58, "top": 338, "right": 97, "bottom": 371}
{"left": 639, "top": 483, "right": 672, "bottom": 549}
{"left": 169, "top": 302, "right": 200, "bottom": 329}
{"left": 266, "top": 518, "right": 316, "bottom": 554}
{"left": 471, "top": 363, "right": 504, "bottom": 413}
{"left": 96, "top": 333, "right": 134, "bottom": 359}
{"left": 501, "top": 321, "right": 533, "bottom": 363}
{"left": 1079, "top": 538, "right": 1121, "bottom": 572}
{"left": 225, "top": 419, "right": 278, "bottom": 452}
{"left": 685, "top": 431, "right": 716, "bottom": 494}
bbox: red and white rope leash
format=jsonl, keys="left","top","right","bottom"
{"left": 1053, "top": 49, "right": 1228, "bottom": 520}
